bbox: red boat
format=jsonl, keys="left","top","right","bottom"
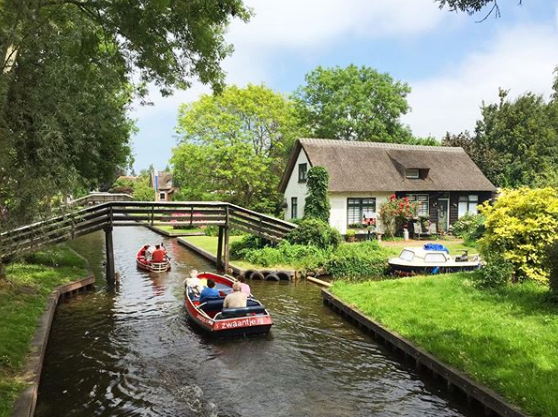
{"left": 136, "top": 247, "right": 171, "bottom": 273}
{"left": 184, "top": 272, "right": 273, "bottom": 337}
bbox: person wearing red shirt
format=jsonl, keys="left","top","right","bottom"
{"left": 151, "top": 244, "right": 166, "bottom": 263}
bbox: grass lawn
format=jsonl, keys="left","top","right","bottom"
{"left": 379, "top": 238, "right": 478, "bottom": 257}
{"left": 0, "top": 247, "right": 88, "bottom": 417}
{"left": 331, "top": 274, "right": 558, "bottom": 417}
{"left": 154, "top": 224, "right": 205, "bottom": 234}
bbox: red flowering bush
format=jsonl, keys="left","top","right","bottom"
{"left": 379, "top": 195, "right": 417, "bottom": 237}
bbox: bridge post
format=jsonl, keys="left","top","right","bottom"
{"left": 223, "top": 206, "right": 230, "bottom": 273}
{"left": 216, "top": 226, "right": 224, "bottom": 269}
{"left": 104, "top": 224, "right": 115, "bottom": 285}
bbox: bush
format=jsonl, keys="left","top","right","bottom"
{"left": 286, "top": 218, "right": 341, "bottom": 249}
{"left": 230, "top": 234, "right": 271, "bottom": 259}
{"left": 325, "top": 241, "right": 389, "bottom": 280}
{"left": 304, "top": 166, "right": 331, "bottom": 223}
{"left": 452, "top": 213, "right": 485, "bottom": 243}
{"left": 475, "top": 251, "right": 514, "bottom": 289}
{"left": 479, "top": 188, "right": 558, "bottom": 283}
{"left": 378, "top": 195, "right": 417, "bottom": 237}
{"left": 239, "top": 241, "right": 329, "bottom": 270}
{"left": 544, "top": 240, "right": 558, "bottom": 299}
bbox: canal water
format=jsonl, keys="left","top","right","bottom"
{"left": 36, "top": 227, "right": 473, "bottom": 417}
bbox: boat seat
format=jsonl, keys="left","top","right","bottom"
{"left": 220, "top": 305, "right": 267, "bottom": 319}
{"left": 199, "top": 298, "right": 224, "bottom": 312}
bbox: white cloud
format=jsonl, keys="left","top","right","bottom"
{"left": 403, "top": 24, "right": 558, "bottom": 138}
{"left": 228, "top": 0, "right": 445, "bottom": 49}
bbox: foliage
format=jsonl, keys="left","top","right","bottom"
{"left": 444, "top": 72, "right": 558, "bottom": 189}
{"left": 230, "top": 234, "right": 270, "bottom": 259}
{"left": 292, "top": 65, "right": 413, "bottom": 142}
{"left": 435, "top": 0, "right": 522, "bottom": 17}
{"left": 452, "top": 213, "right": 485, "bottom": 244}
{"left": 109, "top": 177, "right": 136, "bottom": 194}
{"left": 475, "top": 251, "right": 514, "bottom": 288}
{"left": 544, "top": 240, "right": 558, "bottom": 300}
{"left": 479, "top": 188, "right": 558, "bottom": 283}
{"left": 239, "top": 241, "right": 329, "bottom": 270}
{"left": 345, "top": 229, "right": 356, "bottom": 238}
{"left": 331, "top": 273, "right": 558, "bottom": 417}
{"left": 378, "top": 195, "right": 417, "bottom": 237}
{"left": 303, "top": 166, "right": 331, "bottom": 223}
{"left": 172, "top": 84, "right": 304, "bottom": 213}
{"left": 285, "top": 218, "right": 341, "bottom": 249}
{"left": 132, "top": 175, "right": 155, "bottom": 201}
{"left": 0, "top": 0, "right": 248, "bottom": 229}
{"left": 325, "top": 241, "right": 389, "bottom": 280}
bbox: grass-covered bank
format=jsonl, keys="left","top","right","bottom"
{"left": 0, "top": 247, "right": 88, "bottom": 417}
{"left": 331, "top": 274, "right": 558, "bottom": 417}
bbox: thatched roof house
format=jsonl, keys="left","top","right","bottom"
{"left": 279, "top": 139, "right": 496, "bottom": 235}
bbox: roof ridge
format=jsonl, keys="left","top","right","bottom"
{"left": 298, "top": 138, "right": 463, "bottom": 153}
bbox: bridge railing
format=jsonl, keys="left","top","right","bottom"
{"left": 0, "top": 201, "right": 296, "bottom": 261}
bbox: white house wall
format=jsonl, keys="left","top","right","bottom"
{"left": 283, "top": 150, "right": 310, "bottom": 221}
{"left": 329, "top": 192, "right": 392, "bottom": 235}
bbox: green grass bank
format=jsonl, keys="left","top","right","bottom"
{"left": 331, "top": 274, "right": 558, "bottom": 417}
{"left": 0, "top": 247, "right": 88, "bottom": 417}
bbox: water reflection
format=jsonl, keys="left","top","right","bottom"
{"left": 36, "top": 227, "right": 472, "bottom": 417}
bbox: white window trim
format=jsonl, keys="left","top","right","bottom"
{"left": 405, "top": 168, "right": 419, "bottom": 179}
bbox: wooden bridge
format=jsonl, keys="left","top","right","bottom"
{"left": 0, "top": 201, "right": 296, "bottom": 283}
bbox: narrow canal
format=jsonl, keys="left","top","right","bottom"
{"left": 36, "top": 227, "right": 473, "bottom": 417}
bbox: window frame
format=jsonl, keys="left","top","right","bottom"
{"left": 458, "top": 194, "right": 479, "bottom": 218}
{"left": 159, "top": 192, "right": 166, "bottom": 200}
{"left": 407, "top": 194, "right": 429, "bottom": 217}
{"left": 298, "top": 163, "right": 308, "bottom": 183}
{"left": 405, "top": 168, "right": 420, "bottom": 179}
{"left": 291, "top": 197, "right": 298, "bottom": 219}
{"left": 347, "top": 198, "right": 376, "bottom": 226}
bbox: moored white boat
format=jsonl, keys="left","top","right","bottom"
{"left": 388, "top": 245, "right": 481, "bottom": 275}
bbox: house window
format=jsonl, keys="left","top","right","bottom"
{"left": 298, "top": 163, "right": 308, "bottom": 182}
{"left": 291, "top": 197, "right": 298, "bottom": 219}
{"left": 347, "top": 198, "right": 376, "bottom": 225}
{"left": 407, "top": 194, "right": 429, "bottom": 217}
{"left": 159, "top": 192, "right": 166, "bottom": 200}
{"left": 405, "top": 168, "right": 420, "bottom": 179}
{"left": 458, "top": 195, "right": 478, "bottom": 218}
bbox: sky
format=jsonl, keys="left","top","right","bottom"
{"left": 130, "top": 0, "right": 558, "bottom": 173}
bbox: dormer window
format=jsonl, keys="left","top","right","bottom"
{"left": 405, "top": 168, "right": 420, "bottom": 179}
{"left": 298, "top": 163, "right": 308, "bottom": 182}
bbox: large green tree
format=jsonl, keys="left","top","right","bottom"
{"left": 292, "top": 65, "right": 413, "bottom": 142}
{"left": 0, "top": 0, "right": 248, "bottom": 226}
{"left": 172, "top": 84, "right": 303, "bottom": 213}
{"left": 443, "top": 72, "right": 558, "bottom": 188}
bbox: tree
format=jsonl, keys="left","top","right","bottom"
{"left": 292, "top": 65, "right": 413, "bottom": 142}
{"left": 435, "top": 0, "right": 524, "bottom": 19}
{"left": 172, "top": 85, "right": 304, "bottom": 213}
{"left": 303, "top": 167, "right": 330, "bottom": 223}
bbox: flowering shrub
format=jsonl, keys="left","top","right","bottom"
{"left": 379, "top": 195, "right": 417, "bottom": 237}
{"left": 479, "top": 187, "right": 558, "bottom": 283}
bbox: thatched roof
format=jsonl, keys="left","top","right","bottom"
{"left": 279, "top": 139, "right": 496, "bottom": 193}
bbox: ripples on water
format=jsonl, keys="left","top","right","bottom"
{"left": 36, "top": 228, "right": 471, "bottom": 417}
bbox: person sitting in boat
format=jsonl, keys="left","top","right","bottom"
{"left": 138, "top": 244, "right": 150, "bottom": 259}
{"left": 151, "top": 244, "right": 166, "bottom": 263}
{"left": 223, "top": 282, "right": 248, "bottom": 309}
{"left": 184, "top": 269, "right": 204, "bottom": 296}
{"left": 237, "top": 276, "right": 251, "bottom": 296}
{"left": 145, "top": 245, "right": 154, "bottom": 261}
{"left": 199, "top": 279, "right": 220, "bottom": 303}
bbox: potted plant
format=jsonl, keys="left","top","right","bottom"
{"left": 345, "top": 229, "right": 356, "bottom": 242}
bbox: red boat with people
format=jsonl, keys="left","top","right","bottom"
{"left": 184, "top": 272, "right": 273, "bottom": 337}
{"left": 136, "top": 244, "right": 171, "bottom": 273}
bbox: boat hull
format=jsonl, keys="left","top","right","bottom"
{"left": 136, "top": 258, "right": 171, "bottom": 273}
{"left": 184, "top": 272, "right": 273, "bottom": 337}
{"left": 388, "top": 262, "right": 480, "bottom": 276}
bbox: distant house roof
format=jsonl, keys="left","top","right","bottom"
{"left": 278, "top": 138, "right": 496, "bottom": 193}
{"left": 152, "top": 171, "right": 174, "bottom": 191}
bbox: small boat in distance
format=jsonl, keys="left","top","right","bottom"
{"left": 184, "top": 272, "right": 273, "bottom": 337}
{"left": 388, "top": 244, "right": 481, "bottom": 276}
{"left": 136, "top": 245, "right": 171, "bottom": 273}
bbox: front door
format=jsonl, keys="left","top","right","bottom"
{"left": 438, "top": 198, "right": 450, "bottom": 232}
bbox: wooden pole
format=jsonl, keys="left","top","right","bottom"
{"left": 223, "top": 206, "right": 230, "bottom": 273}
{"left": 216, "top": 225, "right": 224, "bottom": 270}
{"left": 104, "top": 224, "right": 115, "bottom": 285}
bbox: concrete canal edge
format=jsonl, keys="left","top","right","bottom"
{"left": 10, "top": 275, "right": 96, "bottom": 417}
{"left": 321, "top": 289, "right": 531, "bottom": 417}
{"left": 176, "top": 237, "right": 296, "bottom": 281}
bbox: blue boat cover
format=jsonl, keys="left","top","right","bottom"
{"left": 423, "top": 243, "right": 449, "bottom": 253}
